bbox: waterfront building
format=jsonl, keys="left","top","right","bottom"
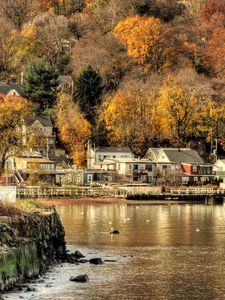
{"left": 214, "top": 159, "right": 225, "bottom": 186}
{"left": 99, "top": 158, "right": 156, "bottom": 184}
{"left": 87, "top": 143, "right": 134, "bottom": 169}
{"left": 145, "top": 147, "right": 213, "bottom": 185}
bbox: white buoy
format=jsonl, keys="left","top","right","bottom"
{"left": 146, "top": 219, "right": 150, "bottom": 223}
{"left": 196, "top": 229, "right": 200, "bottom": 232}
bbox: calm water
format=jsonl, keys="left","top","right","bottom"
{"left": 5, "top": 203, "right": 225, "bottom": 300}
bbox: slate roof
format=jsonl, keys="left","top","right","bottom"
{"left": 161, "top": 148, "right": 204, "bottom": 164}
{"left": 24, "top": 115, "right": 53, "bottom": 127}
{"left": 94, "top": 146, "right": 132, "bottom": 153}
{"left": 0, "top": 82, "right": 24, "bottom": 96}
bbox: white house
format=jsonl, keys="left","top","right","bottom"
{"left": 214, "top": 159, "right": 225, "bottom": 184}
{"left": 99, "top": 158, "right": 156, "bottom": 183}
{"left": 87, "top": 144, "right": 134, "bottom": 169}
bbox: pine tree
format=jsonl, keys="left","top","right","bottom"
{"left": 76, "top": 65, "right": 102, "bottom": 123}
{"left": 23, "top": 59, "right": 59, "bottom": 111}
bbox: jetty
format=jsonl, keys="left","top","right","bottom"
{"left": 11, "top": 185, "right": 225, "bottom": 204}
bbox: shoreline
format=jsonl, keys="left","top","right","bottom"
{"left": 37, "top": 197, "right": 201, "bottom": 206}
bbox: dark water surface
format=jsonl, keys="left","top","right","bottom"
{"left": 5, "top": 203, "right": 225, "bottom": 299}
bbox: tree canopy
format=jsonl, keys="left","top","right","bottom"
{"left": 23, "top": 59, "right": 59, "bottom": 111}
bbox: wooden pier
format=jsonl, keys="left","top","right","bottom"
{"left": 125, "top": 187, "right": 225, "bottom": 204}
{"left": 14, "top": 186, "right": 225, "bottom": 204}
{"left": 16, "top": 186, "right": 127, "bottom": 199}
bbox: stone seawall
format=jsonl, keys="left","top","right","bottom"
{"left": 0, "top": 211, "right": 66, "bottom": 291}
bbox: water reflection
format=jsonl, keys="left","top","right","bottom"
{"left": 57, "top": 204, "right": 225, "bottom": 247}
{"left": 5, "top": 203, "right": 225, "bottom": 300}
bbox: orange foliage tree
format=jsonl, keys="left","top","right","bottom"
{"left": 114, "top": 15, "right": 182, "bottom": 72}
{"left": 199, "top": 0, "right": 225, "bottom": 29}
{"left": 204, "top": 27, "right": 225, "bottom": 78}
{"left": 56, "top": 93, "right": 92, "bottom": 166}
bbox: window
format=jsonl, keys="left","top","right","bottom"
{"left": 87, "top": 174, "right": 93, "bottom": 182}
{"left": 146, "top": 164, "right": 152, "bottom": 171}
{"left": 193, "top": 166, "right": 197, "bottom": 172}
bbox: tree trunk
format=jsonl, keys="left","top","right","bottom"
{"left": 0, "top": 148, "right": 8, "bottom": 176}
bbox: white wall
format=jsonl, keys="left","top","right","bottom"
{"left": 0, "top": 186, "right": 16, "bottom": 203}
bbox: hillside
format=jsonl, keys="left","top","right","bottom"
{"left": 0, "top": 0, "right": 224, "bottom": 166}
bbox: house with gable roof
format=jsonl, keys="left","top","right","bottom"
{"left": 214, "top": 159, "right": 225, "bottom": 185}
{"left": 87, "top": 143, "right": 134, "bottom": 170}
{"left": 22, "top": 115, "right": 56, "bottom": 159}
{"left": 145, "top": 147, "right": 213, "bottom": 185}
{"left": 0, "top": 82, "right": 24, "bottom": 97}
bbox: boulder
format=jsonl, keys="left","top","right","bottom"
{"left": 89, "top": 258, "right": 104, "bottom": 265}
{"left": 74, "top": 250, "right": 85, "bottom": 258}
{"left": 110, "top": 229, "right": 120, "bottom": 234}
{"left": 70, "top": 274, "right": 89, "bottom": 283}
{"left": 66, "top": 254, "right": 79, "bottom": 264}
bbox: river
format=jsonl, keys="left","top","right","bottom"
{"left": 4, "top": 202, "right": 225, "bottom": 299}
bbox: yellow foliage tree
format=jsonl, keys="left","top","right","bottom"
{"left": 56, "top": 93, "right": 92, "bottom": 166}
{"left": 198, "top": 99, "right": 225, "bottom": 149}
{"left": 15, "top": 25, "right": 39, "bottom": 64}
{"left": 0, "top": 96, "right": 33, "bottom": 174}
{"left": 158, "top": 77, "right": 203, "bottom": 146}
{"left": 114, "top": 15, "right": 179, "bottom": 72}
{"left": 100, "top": 89, "right": 157, "bottom": 156}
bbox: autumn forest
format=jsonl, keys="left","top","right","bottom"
{"left": 0, "top": 0, "right": 225, "bottom": 166}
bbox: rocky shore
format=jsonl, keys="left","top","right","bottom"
{"left": 0, "top": 210, "right": 66, "bottom": 292}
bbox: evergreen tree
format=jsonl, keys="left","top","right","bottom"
{"left": 23, "top": 59, "right": 59, "bottom": 111}
{"left": 76, "top": 65, "right": 102, "bottom": 123}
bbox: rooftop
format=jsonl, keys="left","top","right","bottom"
{"left": 94, "top": 146, "right": 132, "bottom": 153}
{"left": 0, "top": 82, "right": 24, "bottom": 96}
{"left": 159, "top": 148, "right": 204, "bottom": 164}
{"left": 24, "top": 115, "right": 53, "bottom": 127}
{"left": 107, "top": 158, "right": 154, "bottom": 164}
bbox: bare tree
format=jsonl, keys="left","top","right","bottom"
{"left": 0, "top": 0, "right": 36, "bottom": 29}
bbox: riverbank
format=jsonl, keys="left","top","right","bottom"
{"left": 0, "top": 202, "right": 66, "bottom": 292}
{"left": 37, "top": 197, "right": 196, "bottom": 206}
